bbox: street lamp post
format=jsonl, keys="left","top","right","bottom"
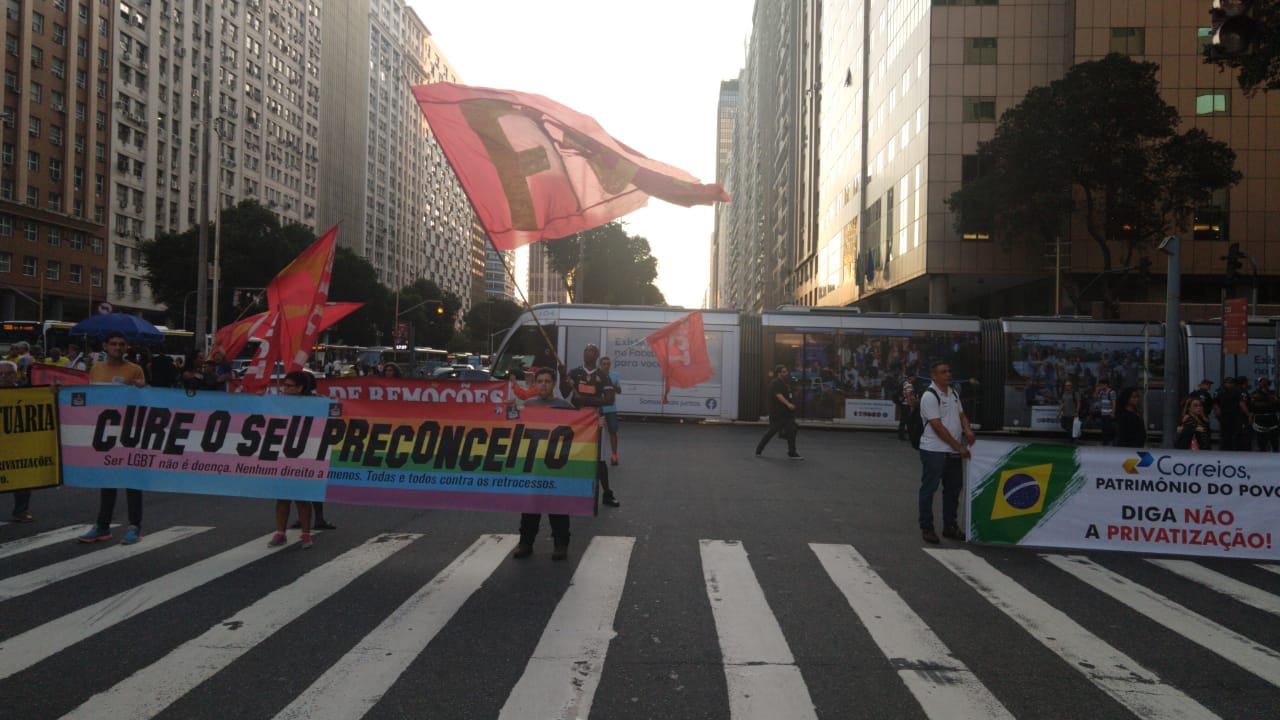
{"left": 193, "top": 50, "right": 213, "bottom": 354}
{"left": 1159, "top": 235, "right": 1181, "bottom": 449}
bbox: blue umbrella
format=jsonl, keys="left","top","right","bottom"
{"left": 69, "top": 313, "right": 164, "bottom": 344}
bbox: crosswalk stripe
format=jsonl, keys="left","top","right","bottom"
{"left": 272, "top": 534, "right": 514, "bottom": 720}
{"left": 0, "top": 526, "right": 212, "bottom": 602}
{"left": 60, "top": 533, "right": 420, "bottom": 719}
{"left": 1044, "top": 554, "right": 1280, "bottom": 686}
{"left": 0, "top": 532, "right": 307, "bottom": 681}
{"left": 927, "top": 549, "right": 1218, "bottom": 719}
{"left": 1259, "top": 564, "right": 1280, "bottom": 578}
{"left": 811, "top": 544, "right": 1014, "bottom": 720}
{"left": 1148, "top": 558, "right": 1280, "bottom": 618}
{"left": 0, "top": 524, "right": 120, "bottom": 561}
{"left": 700, "top": 539, "right": 818, "bottom": 720}
{"left": 498, "top": 536, "right": 636, "bottom": 720}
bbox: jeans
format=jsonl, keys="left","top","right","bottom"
{"left": 11, "top": 489, "right": 31, "bottom": 516}
{"left": 757, "top": 415, "right": 798, "bottom": 455}
{"left": 96, "top": 488, "right": 143, "bottom": 530}
{"left": 918, "top": 450, "right": 962, "bottom": 531}
{"left": 519, "top": 513, "right": 570, "bottom": 546}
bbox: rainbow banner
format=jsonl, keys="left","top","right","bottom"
{"left": 322, "top": 400, "right": 599, "bottom": 516}
{"left": 0, "top": 386, "right": 62, "bottom": 493}
{"left": 55, "top": 386, "right": 599, "bottom": 516}
{"left": 59, "top": 385, "right": 333, "bottom": 500}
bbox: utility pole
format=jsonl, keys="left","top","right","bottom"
{"left": 194, "top": 43, "right": 212, "bottom": 353}
{"left": 1159, "top": 235, "right": 1181, "bottom": 449}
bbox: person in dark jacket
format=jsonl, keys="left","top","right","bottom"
{"left": 1113, "top": 387, "right": 1146, "bottom": 448}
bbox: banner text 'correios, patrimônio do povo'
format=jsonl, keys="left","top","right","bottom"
{"left": 968, "top": 441, "right": 1279, "bottom": 560}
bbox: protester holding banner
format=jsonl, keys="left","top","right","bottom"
{"left": 599, "top": 356, "right": 622, "bottom": 466}
{"left": 560, "top": 343, "right": 620, "bottom": 508}
{"left": 1175, "top": 396, "right": 1212, "bottom": 451}
{"left": 270, "top": 371, "right": 316, "bottom": 549}
{"left": 514, "top": 367, "right": 576, "bottom": 561}
{"left": 79, "top": 331, "right": 146, "bottom": 545}
{"left": 1113, "top": 387, "right": 1146, "bottom": 448}
{"left": 918, "top": 359, "right": 974, "bottom": 544}
{"left": 1, "top": 360, "right": 35, "bottom": 523}
{"left": 755, "top": 364, "right": 801, "bottom": 459}
{"left": 1249, "top": 378, "right": 1279, "bottom": 452}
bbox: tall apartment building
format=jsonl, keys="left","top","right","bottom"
{"left": 726, "top": 0, "right": 1280, "bottom": 320}
{"left": 708, "top": 79, "right": 737, "bottom": 309}
{"left": 2, "top": 0, "right": 113, "bottom": 321}
{"left": 527, "top": 241, "right": 565, "bottom": 306}
{"left": 95, "top": 0, "right": 322, "bottom": 323}
{"left": 484, "top": 246, "right": 514, "bottom": 301}
{"left": 362, "top": 1, "right": 474, "bottom": 315}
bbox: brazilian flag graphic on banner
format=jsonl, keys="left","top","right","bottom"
{"left": 970, "top": 444, "right": 1084, "bottom": 544}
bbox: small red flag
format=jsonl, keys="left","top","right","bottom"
{"left": 412, "top": 83, "right": 729, "bottom": 250}
{"left": 241, "top": 226, "right": 339, "bottom": 390}
{"left": 28, "top": 364, "right": 89, "bottom": 386}
{"left": 213, "top": 302, "right": 363, "bottom": 360}
{"left": 645, "top": 311, "right": 714, "bottom": 403}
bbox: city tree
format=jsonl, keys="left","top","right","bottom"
{"left": 544, "top": 222, "right": 666, "bottom": 305}
{"left": 947, "top": 54, "right": 1241, "bottom": 312}
{"left": 1203, "top": 0, "right": 1280, "bottom": 94}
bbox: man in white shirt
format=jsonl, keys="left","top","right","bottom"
{"left": 918, "top": 359, "right": 975, "bottom": 544}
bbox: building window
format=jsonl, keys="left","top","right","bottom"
{"left": 1110, "top": 28, "right": 1146, "bottom": 56}
{"left": 1193, "top": 188, "right": 1229, "bottom": 242}
{"left": 69, "top": 232, "right": 83, "bottom": 250}
{"left": 69, "top": 263, "right": 82, "bottom": 283}
{"left": 22, "top": 256, "right": 37, "bottom": 277}
{"left": 91, "top": 269, "right": 103, "bottom": 287}
{"left": 1, "top": 142, "right": 11, "bottom": 165}
{"left": 49, "top": 228, "right": 61, "bottom": 246}
{"left": 1197, "top": 27, "right": 1213, "bottom": 54}
{"left": 964, "top": 37, "right": 997, "bottom": 65}
{"left": 0, "top": 251, "right": 9, "bottom": 273}
{"left": 26, "top": 151, "right": 39, "bottom": 172}
{"left": 46, "top": 261, "right": 60, "bottom": 281}
{"left": 932, "top": 0, "right": 998, "bottom": 5}
{"left": 1195, "top": 90, "right": 1230, "bottom": 116}
{"left": 962, "top": 97, "right": 996, "bottom": 122}
{"left": 91, "top": 237, "right": 103, "bottom": 255}
{"left": 0, "top": 215, "right": 10, "bottom": 235}
{"left": 24, "top": 222, "right": 37, "bottom": 242}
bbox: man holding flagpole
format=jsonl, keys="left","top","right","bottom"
{"left": 560, "top": 344, "right": 620, "bottom": 508}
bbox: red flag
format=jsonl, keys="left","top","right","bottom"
{"left": 28, "top": 364, "right": 89, "bottom": 386}
{"left": 241, "top": 226, "right": 339, "bottom": 390}
{"left": 213, "top": 302, "right": 363, "bottom": 360}
{"left": 412, "top": 83, "right": 730, "bottom": 250}
{"left": 645, "top": 311, "right": 714, "bottom": 403}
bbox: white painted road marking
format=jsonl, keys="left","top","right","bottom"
{"left": 0, "top": 524, "right": 120, "bottom": 560}
{"left": 1148, "top": 558, "right": 1280, "bottom": 618}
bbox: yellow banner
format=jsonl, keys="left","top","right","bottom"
{"left": 0, "top": 386, "right": 62, "bottom": 493}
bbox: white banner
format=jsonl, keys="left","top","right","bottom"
{"left": 842, "top": 398, "right": 898, "bottom": 426}
{"left": 1029, "top": 406, "right": 1061, "bottom": 431}
{"left": 967, "top": 441, "right": 1280, "bottom": 560}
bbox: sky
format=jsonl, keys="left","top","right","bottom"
{"left": 405, "top": 1, "right": 755, "bottom": 309}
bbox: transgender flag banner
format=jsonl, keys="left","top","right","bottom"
{"left": 58, "top": 385, "right": 333, "bottom": 501}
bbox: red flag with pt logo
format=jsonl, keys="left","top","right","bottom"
{"left": 412, "top": 83, "right": 729, "bottom": 250}
{"left": 645, "top": 311, "right": 713, "bottom": 403}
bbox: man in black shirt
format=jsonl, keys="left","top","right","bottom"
{"left": 1217, "top": 376, "right": 1248, "bottom": 451}
{"left": 1250, "top": 378, "right": 1279, "bottom": 452}
{"left": 755, "top": 364, "right": 802, "bottom": 459}
{"left": 560, "top": 344, "right": 620, "bottom": 508}
{"left": 1190, "top": 379, "right": 1215, "bottom": 418}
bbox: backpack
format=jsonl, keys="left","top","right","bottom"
{"left": 907, "top": 387, "right": 941, "bottom": 450}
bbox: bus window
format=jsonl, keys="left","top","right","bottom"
{"left": 0, "top": 321, "right": 42, "bottom": 353}
{"left": 489, "top": 324, "right": 558, "bottom": 380}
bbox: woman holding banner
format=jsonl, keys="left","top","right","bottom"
{"left": 1175, "top": 396, "right": 1212, "bottom": 451}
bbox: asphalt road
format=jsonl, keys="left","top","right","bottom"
{"left": 1, "top": 422, "right": 1277, "bottom": 719}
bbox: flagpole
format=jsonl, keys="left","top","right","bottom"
{"left": 194, "top": 49, "right": 212, "bottom": 353}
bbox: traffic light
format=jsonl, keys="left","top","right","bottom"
{"left": 435, "top": 305, "right": 444, "bottom": 315}
{"left": 1207, "top": 0, "right": 1259, "bottom": 58}
{"left": 1223, "top": 242, "right": 1243, "bottom": 285}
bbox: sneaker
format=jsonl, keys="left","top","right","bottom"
{"left": 300, "top": 534, "right": 313, "bottom": 549}
{"left": 512, "top": 543, "right": 533, "bottom": 559}
{"left": 602, "top": 491, "right": 620, "bottom": 508}
{"left": 787, "top": 453, "right": 805, "bottom": 460}
{"left": 77, "top": 527, "right": 112, "bottom": 543}
{"left": 11, "top": 511, "right": 34, "bottom": 523}
{"left": 921, "top": 528, "right": 940, "bottom": 544}
{"left": 120, "top": 525, "right": 141, "bottom": 545}
{"left": 551, "top": 544, "right": 569, "bottom": 562}
{"left": 610, "top": 454, "right": 618, "bottom": 466}
{"left": 942, "top": 526, "right": 966, "bottom": 541}
{"left": 268, "top": 532, "right": 287, "bottom": 547}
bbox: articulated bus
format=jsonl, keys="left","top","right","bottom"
{"left": 357, "top": 345, "right": 450, "bottom": 377}
{"left": 0, "top": 319, "right": 194, "bottom": 357}
{"left": 489, "top": 304, "right": 1280, "bottom": 434}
